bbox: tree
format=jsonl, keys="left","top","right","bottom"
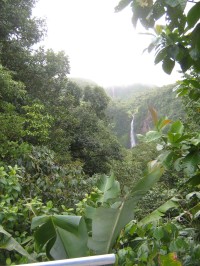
{"left": 83, "top": 86, "right": 110, "bottom": 119}
{"left": 115, "top": 0, "right": 200, "bottom": 76}
{"left": 0, "top": 0, "right": 45, "bottom": 47}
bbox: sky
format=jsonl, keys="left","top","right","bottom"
{"left": 33, "top": 0, "right": 182, "bottom": 87}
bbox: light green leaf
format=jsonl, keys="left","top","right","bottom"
{"left": 145, "top": 131, "right": 162, "bottom": 142}
{"left": 96, "top": 174, "right": 120, "bottom": 203}
{"left": 170, "top": 121, "right": 184, "bottom": 135}
{"left": 32, "top": 215, "right": 88, "bottom": 259}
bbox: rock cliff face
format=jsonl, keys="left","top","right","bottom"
{"left": 141, "top": 111, "right": 152, "bottom": 134}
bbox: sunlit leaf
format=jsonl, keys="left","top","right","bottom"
{"left": 159, "top": 252, "right": 182, "bottom": 265}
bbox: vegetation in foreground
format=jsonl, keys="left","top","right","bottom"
{"left": 0, "top": 0, "right": 200, "bottom": 265}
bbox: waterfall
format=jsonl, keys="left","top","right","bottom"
{"left": 130, "top": 115, "right": 136, "bottom": 148}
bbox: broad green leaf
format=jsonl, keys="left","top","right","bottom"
{"left": 0, "top": 225, "right": 35, "bottom": 262}
{"left": 145, "top": 131, "right": 162, "bottom": 142}
{"left": 162, "top": 57, "right": 175, "bottom": 75}
{"left": 169, "top": 121, "right": 184, "bottom": 135}
{"left": 159, "top": 252, "right": 182, "bottom": 265}
{"left": 138, "top": 197, "right": 179, "bottom": 226}
{"left": 187, "top": 2, "right": 200, "bottom": 29}
{"left": 32, "top": 215, "right": 88, "bottom": 259}
{"left": 96, "top": 174, "right": 120, "bottom": 203}
{"left": 168, "top": 132, "right": 182, "bottom": 143}
{"left": 87, "top": 164, "right": 164, "bottom": 254}
{"left": 153, "top": 226, "right": 165, "bottom": 240}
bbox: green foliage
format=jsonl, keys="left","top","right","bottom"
{"left": 0, "top": 0, "right": 45, "bottom": 47}
{"left": 32, "top": 215, "right": 88, "bottom": 260}
{"left": 83, "top": 86, "right": 110, "bottom": 119}
{"left": 86, "top": 163, "right": 163, "bottom": 255}
{"left": 22, "top": 102, "right": 53, "bottom": 144}
{"left": 116, "top": 190, "right": 200, "bottom": 265}
{"left": 116, "top": 220, "right": 200, "bottom": 265}
{"left": 118, "top": 0, "right": 200, "bottom": 74}
{"left": 70, "top": 104, "right": 123, "bottom": 175}
{"left": 32, "top": 166, "right": 163, "bottom": 258}
{"left": 0, "top": 225, "right": 35, "bottom": 263}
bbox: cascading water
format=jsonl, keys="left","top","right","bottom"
{"left": 130, "top": 115, "right": 136, "bottom": 148}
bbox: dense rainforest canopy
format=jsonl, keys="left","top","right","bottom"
{"left": 0, "top": 0, "right": 199, "bottom": 265}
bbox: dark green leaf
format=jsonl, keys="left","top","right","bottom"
{"left": 154, "top": 47, "right": 168, "bottom": 64}
{"left": 187, "top": 2, "right": 200, "bottom": 29}
{"left": 162, "top": 57, "right": 175, "bottom": 74}
{"left": 186, "top": 174, "right": 200, "bottom": 186}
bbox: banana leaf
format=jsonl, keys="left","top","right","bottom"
{"left": 31, "top": 215, "right": 88, "bottom": 260}
{"left": 87, "top": 162, "right": 164, "bottom": 254}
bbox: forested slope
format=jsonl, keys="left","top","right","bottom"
{"left": 106, "top": 84, "right": 185, "bottom": 148}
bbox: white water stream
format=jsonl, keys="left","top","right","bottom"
{"left": 130, "top": 115, "right": 136, "bottom": 148}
